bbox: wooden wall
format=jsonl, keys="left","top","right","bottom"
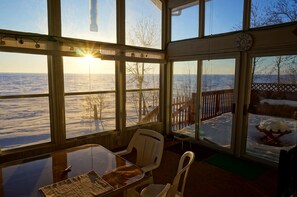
{"left": 167, "top": 23, "right": 297, "bottom": 59}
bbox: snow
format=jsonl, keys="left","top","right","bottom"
{"left": 173, "top": 113, "right": 297, "bottom": 163}
{"left": 258, "top": 119, "right": 290, "bottom": 132}
{"left": 260, "top": 99, "right": 297, "bottom": 107}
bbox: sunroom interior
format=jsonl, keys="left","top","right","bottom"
{"left": 0, "top": 0, "right": 297, "bottom": 193}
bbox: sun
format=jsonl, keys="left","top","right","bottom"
{"left": 84, "top": 54, "right": 98, "bottom": 65}
{"left": 84, "top": 54, "right": 94, "bottom": 61}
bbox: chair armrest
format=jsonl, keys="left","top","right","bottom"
{"left": 141, "top": 163, "right": 159, "bottom": 173}
{"left": 114, "top": 149, "right": 130, "bottom": 156}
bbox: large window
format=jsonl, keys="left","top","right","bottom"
{"left": 171, "top": 3, "right": 199, "bottom": 41}
{"left": 126, "top": 62, "right": 160, "bottom": 127}
{"left": 200, "top": 59, "right": 236, "bottom": 148}
{"left": 126, "top": 0, "right": 162, "bottom": 49}
{"left": 0, "top": 0, "right": 48, "bottom": 34}
{"left": 251, "top": 0, "right": 297, "bottom": 28}
{"left": 64, "top": 57, "right": 116, "bottom": 139}
{"left": 171, "top": 61, "right": 197, "bottom": 134}
{"left": 61, "top": 0, "right": 116, "bottom": 43}
{"left": 205, "top": 0, "right": 244, "bottom": 35}
{"left": 246, "top": 55, "right": 297, "bottom": 163}
{"left": 0, "top": 52, "right": 50, "bottom": 150}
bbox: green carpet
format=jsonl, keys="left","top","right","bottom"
{"left": 206, "top": 153, "right": 266, "bottom": 180}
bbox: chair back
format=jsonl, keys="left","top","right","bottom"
{"left": 127, "top": 129, "right": 164, "bottom": 171}
{"left": 168, "top": 151, "right": 195, "bottom": 197}
{"left": 155, "top": 184, "right": 171, "bottom": 197}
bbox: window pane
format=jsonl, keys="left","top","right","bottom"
{"left": 0, "top": 98, "right": 51, "bottom": 150}
{"left": 64, "top": 57, "right": 115, "bottom": 92}
{"left": 171, "top": 3, "right": 199, "bottom": 41}
{"left": 61, "top": 0, "right": 116, "bottom": 43}
{"left": 126, "top": 62, "right": 160, "bottom": 90}
{"left": 65, "top": 93, "right": 116, "bottom": 139}
{"left": 126, "top": 91, "right": 159, "bottom": 127}
{"left": 251, "top": 0, "right": 297, "bottom": 28}
{"left": 205, "top": 0, "right": 244, "bottom": 35}
{"left": 202, "top": 59, "right": 235, "bottom": 91}
{"left": 0, "top": 0, "right": 48, "bottom": 34}
{"left": 0, "top": 73, "right": 48, "bottom": 96}
{"left": 172, "top": 61, "right": 197, "bottom": 133}
{"left": 0, "top": 53, "right": 48, "bottom": 96}
{"left": 126, "top": 62, "right": 160, "bottom": 126}
{"left": 0, "top": 52, "right": 50, "bottom": 150}
{"left": 200, "top": 59, "right": 235, "bottom": 148}
{"left": 247, "top": 55, "right": 297, "bottom": 163}
{"left": 126, "top": 0, "right": 162, "bottom": 49}
{"left": 64, "top": 57, "right": 116, "bottom": 138}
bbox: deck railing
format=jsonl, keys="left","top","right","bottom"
{"left": 171, "top": 89, "right": 234, "bottom": 131}
{"left": 250, "top": 83, "right": 297, "bottom": 105}
{"left": 171, "top": 95, "right": 194, "bottom": 131}
{"left": 201, "top": 89, "right": 234, "bottom": 120}
{"left": 140, "top": 89, "right": 234, "bottom": 130}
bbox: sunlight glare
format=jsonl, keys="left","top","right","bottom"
{"left": 84, "top": 54, "right": 99, "bottom": 65}
{"left": 84, "top": 54, "right": 94, "bottom": 61}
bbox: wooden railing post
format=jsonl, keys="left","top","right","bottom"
{"left": 215, "top": 91, "right": 220, "bottom": 115}
{"left": 188, "top": 93, "right": 195, "bottom": 124}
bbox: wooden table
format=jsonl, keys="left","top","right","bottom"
{"left": 256, "top": 125, "right": 292, "bottom": 146}
{"left": 0, "top": 144, "right": 144, "bottom": 197}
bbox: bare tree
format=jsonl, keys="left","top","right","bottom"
{"left": 287, "top": 56, "right": 297, "bottom": 84}
{"left": 268, "top": 56, "right": 297, "bottom": 84}
{"left": 251, "top": 0, "right": 297, "bottom": 84}
{"left": 250, "top": 2, "right": 271, "bottom": 28}
{"left": 82, "top": 94, "right": 107, "bottom": 129}
{"left": 126, "top": 17, "right": 160, "bottom": 122}
{"left": 251, "top": 57, "right": 265, "bottom": 83}
{"left": 126, "top": 62, "right": 150, "bottom": 121}
{"left": 127, "top": 17, "right": 159, "bottom": 48}
{"left": 267, "top": 0, "right": 297, "bottom": 23}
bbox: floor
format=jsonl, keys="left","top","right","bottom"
{"left": 156, "top": 141, "right": 278, "bottom": 197}
{"left": 119, "top": 140, "right": 279, "bottom": 197}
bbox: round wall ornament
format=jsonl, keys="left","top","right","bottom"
{"left": 235, "top": 33, "right": 253, "bottom": 51}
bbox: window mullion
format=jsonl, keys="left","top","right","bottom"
{"left": 243, "top": 0, "right": 251, "bottom": 30}
{"left": 48, "top": 56, "right": 66, "bottom": 145}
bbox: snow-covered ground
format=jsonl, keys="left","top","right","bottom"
{"left": 174, "top": 112, "right": 297, "bottom": 163}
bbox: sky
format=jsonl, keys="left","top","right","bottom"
{"left": 64, "top": 56, "right": 115, "bottom": 74}
{"left": 61, "top": 0, "right": 117, "bottom": 43}
{"left": 0, "top": 52, "right": 115, "bottom": 74}
{"left": 0, "top": 0, "right": 293, "bottom": 74}
{"left": 173, "top": 59, "right": 236, "bottom": 75}
{"left": 0, "top": 0, "right": 48, "bottom": 34}
{"left": 0, "top": 0, "right": 161, "bottom": 74}
{"left": 173, "top": 61, "right": 198, "bottom": 75}
{"left": 0, "top": 52, "right": 48, "bottom": 73}
{"left": 205, "top": 0, "right": 244, "bottom": 35}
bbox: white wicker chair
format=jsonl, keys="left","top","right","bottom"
{"left": 115, "top": 129, "right": 164, "bottom": 197}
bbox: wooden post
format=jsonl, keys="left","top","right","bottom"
{"left": 215, "top": 92, "right": 220, "bottom": 115}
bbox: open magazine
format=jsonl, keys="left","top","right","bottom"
{"left": 39, "top": 170, "right": 113, "bottom": 197}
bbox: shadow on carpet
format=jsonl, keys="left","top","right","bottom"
{"left": 206, "top": 153, "right": 266, "bottom": 180}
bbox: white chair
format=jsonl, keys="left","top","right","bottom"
{"left": 141, "top": 183, "right": 171, "bottom": 197}
{"left": 140, "top": 151, "right": 195, "bottom": 197}
{"left": 115, "top": 129, "right": 164, "bottom": 196}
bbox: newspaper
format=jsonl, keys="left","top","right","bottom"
{"left": 39, "top": 171, "right": 113, "bottom": 197}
